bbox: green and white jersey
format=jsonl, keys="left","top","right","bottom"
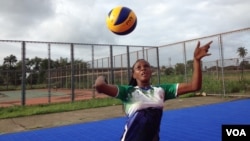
{"left": 116, "top": 84, "right": 178, "bottom": 116}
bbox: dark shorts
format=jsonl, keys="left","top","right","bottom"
{"left": 121, "top": 107, "right": 163, "bottom": 141}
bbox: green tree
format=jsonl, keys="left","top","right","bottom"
{"left": 25, "top": 57, "right": 43, "bottom": 86}
{"left": 2, "top": 54, "right": 18, "bottom": 88}
{"left": 237, "top": 47, "right": 248, "bottom": 80}
{"left": 164, "top": 67, "right": 174, "bottom": 75}
{"left": 3, "top": 54, "right": 17, "bottom": 68}
{"left": 186, "top": 60, "right": 194, "bottom": 74}
{"left": 28, "top": 57, "right": 42, "bottom": 72}
{"left": 175, "top": 63, "right": 185, "bottom": 75}
{"left": 237, "top": 47, "right": 248, "bottom": 58}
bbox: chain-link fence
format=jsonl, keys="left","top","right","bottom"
{"left": 158, "top": 27, "right": 250, "bottom": 97}
{"left": 0, "top": 27, "right": 249, "bottom": 106}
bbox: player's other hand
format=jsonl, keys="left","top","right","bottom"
{"left": 194, "top": 41, "right": 213, "bottom": 60}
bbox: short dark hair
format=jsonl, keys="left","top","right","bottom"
{"left": 129, "top": 59, "right": 150, "bottom": 86}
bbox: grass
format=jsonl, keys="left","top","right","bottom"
{"left": 0, "top": 95, "right": 200, "bottom": 119}
{"left": 0, "top": 97, "right": 122, "bottom": 119}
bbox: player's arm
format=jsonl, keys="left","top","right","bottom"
{"left": 177, "top": 41, "right": 212, "bottom": 96}
{"left": 94, "top": 76, "right": 118, "bottom": 97}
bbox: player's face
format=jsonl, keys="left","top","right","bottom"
{"left": 132, "top": 60, "right": 152, "bottom": 84}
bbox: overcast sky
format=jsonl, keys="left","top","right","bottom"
{"left": 0, "top": 0, "right": 249, "bottom": 64}
{"left": 0, "top": 0, "right": 249, "bottom": 45}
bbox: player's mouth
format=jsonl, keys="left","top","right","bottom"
{"left": 141, "top": 72, "right": 147, "bottom": 77}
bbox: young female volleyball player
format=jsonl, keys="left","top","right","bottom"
{"left": 94, "top": 41, "right": 213, "bottom": 141}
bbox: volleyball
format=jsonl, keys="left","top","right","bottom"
{"left": 106, "top": 6, "right": 137, "bottom": 35}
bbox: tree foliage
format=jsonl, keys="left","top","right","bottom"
{"left": 0, "top": 54, "right": 88, "bottom": 88}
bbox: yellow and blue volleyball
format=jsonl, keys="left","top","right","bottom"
{"left": 106, "top": 6, "right": 137, "bottom": 35}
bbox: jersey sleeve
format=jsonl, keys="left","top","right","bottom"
{"left": 115, "top": 85, "right": 134, "bottom": 102}
{"left": 159, "top": 83, "right": 178, "bottom": 100}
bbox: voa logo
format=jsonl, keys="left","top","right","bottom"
{"left": 226, "top": 129, "right": 246, "bottom": 136}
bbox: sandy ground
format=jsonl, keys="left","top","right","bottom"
{"left": 0, "top": 95, "right": 246, "bottom": 134}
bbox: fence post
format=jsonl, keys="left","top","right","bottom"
{"left": 127, "top": 46, "right": 131, "bottom": 84}
{"left": 156, "top": 47, "right": 160, "bottom": 85}
{"left": 21, "top": 41, "right": 26, "bottom": 106}
{"left": 91, "top": 45, "right": 95, "bottom": 98}
{"left": 120, "top": 55, "right": 123, "bottom": 85}
{"left": 142, "top": 47, "right": 145, "bottom": 59}
{"left": 48, "top": 43, "right": 51, "bottom": 103}
{"left": 219, "top": 35, "right": 226, "bottom": 97}
{"left": 183, "top": 42, "right": 188, "bottom": 83}
{"left": 71, "top": 43, "right": 75, "bottom": 102}
{"left": 110, "top": 45, "right": 114, "bottom": 84}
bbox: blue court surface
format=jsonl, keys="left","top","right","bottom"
{"left": 0, "top": 98, "right": 249, "bottom": 141}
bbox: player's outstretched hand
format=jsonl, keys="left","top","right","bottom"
{"left": 194, "top": 41, "right": 213, "bottom": 60}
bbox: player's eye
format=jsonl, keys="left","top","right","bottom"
{"left": 135, "top": 66, "right": 141, "bottom": 70}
